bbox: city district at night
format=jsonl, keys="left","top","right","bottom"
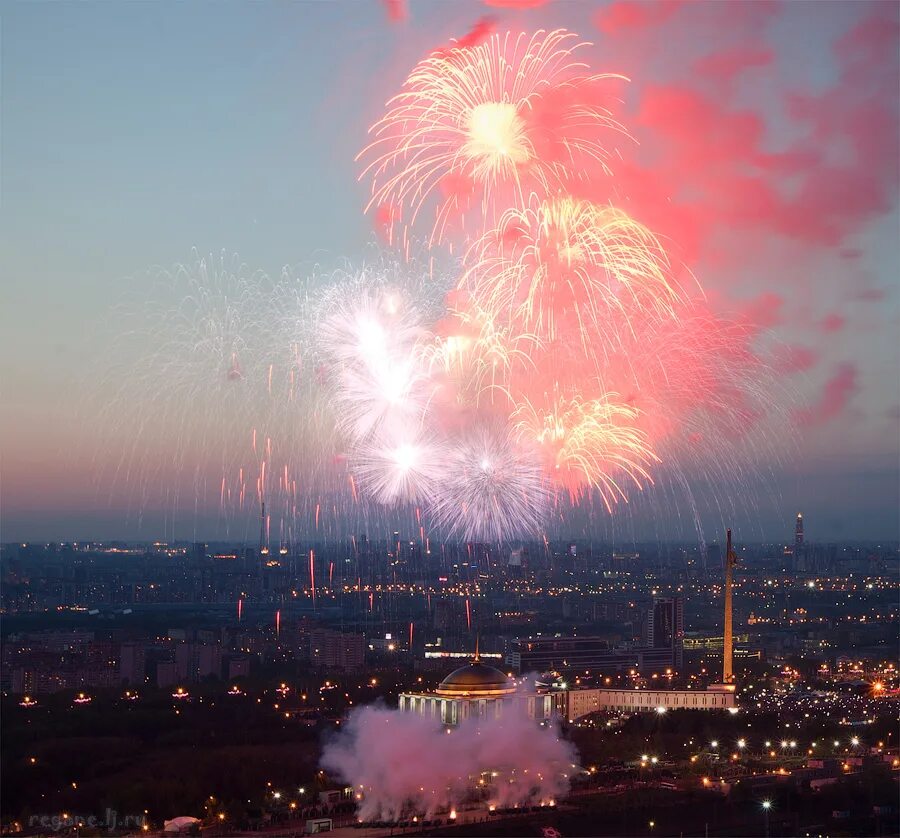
{"left": 2, "top": 529, "right": 898, "bottom": 836}
{"left": 1, "top": 1, "right": 898, "bottom": 837}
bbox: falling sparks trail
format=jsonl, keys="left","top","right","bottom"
{"left": 102, "top": 24, "right": 783, "bottom": 554}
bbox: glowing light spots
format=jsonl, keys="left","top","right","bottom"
{"left": 463, "top": 102, "right": 532, "bottom": 176}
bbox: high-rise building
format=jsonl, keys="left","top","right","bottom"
{"left": 646, "top": 597, "right": 684, "bottom": 647}
{"left": 309, "top": 628, "right": 365, "bottom": 671}
{"left": 155, "top": 660, "right": 177, "bottom": 689}
{"left": 795, "top": 512, "right": 804, "bottom": 551}
{"left": 119, "top": 642, "right": 146, "bottom": 686}
{"left": 174, "top": 642, "right": 222, "bottom": 682}
{"left": 226, "top": 656, "right": 250, "bottom": 680}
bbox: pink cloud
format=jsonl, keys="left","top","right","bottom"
{"left": 381, "top": 0, "right": 407, "bottom": 23}
{"left": 453, "top": 16, "right": 497, "bottom": 49}
{"left": 775, "top": 345, "right": 818, "bottom": 374}
{"left": 430, "top": 17, "right": 498, "bottom": 64}
{"left": 483, "top": 0, "right": 550, "bottom": 7}
{"left": 852, "top": 287, "right": 886, "bottom": 302}
{"left": 585, "top": 4, "right": 899, "bottom": 283}
{"left": 820, "top": 313, "right": 846, "bottom": 333}
{"left": 693, "top": 46, "right": 774, "bottom": 81}
{"left": 792, "top": 363, "right": 859, "bottom": 427}
{"left": 740, "top": 292, "right": 784, "bottom": 329}
{"left": 594, "top": 1, "right": 683, "bottom": 35}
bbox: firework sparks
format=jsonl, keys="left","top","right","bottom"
{"left": 422, "top": 303, "right": 541, "bottom": 409}
{"left": 464, "top": 196, "right": 681, "bottom": 347}
{"left": 350, "top": 430, "right": 446, "bottom": 506}
{"left": 359, "top": 29, "right": 627, "bottom": 244}
{"left": 99, "top": 25, "right": 784, "bottom": 549}
{"left": 318, "top": 284, "right": 432, "bottom": 442}
{"left": 511, "top": 390, "right": 659, "bottom": 508}
{"left": 427, "top": 422, "right": 549, "bottom": 543}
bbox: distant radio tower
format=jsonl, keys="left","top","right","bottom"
{"left": 794, "top": 512, "right": 804, "bottom": 552}
{"left": 723, "top": 529, "right": 737, "bottom": 684}
{"left": 259, "top": 500, "right": 268, "bottom": 558}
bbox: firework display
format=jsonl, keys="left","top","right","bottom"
{"left": 350, "top": 27, "right": 774, "bottom": 540}
{"left": 462, "top": 196, "right": 680, "bottom": 349}
{"left": 108, "top": 28, "right": 778, "bottom": 545}
{"left": 358, "top": 29, "right": 626, "bottom": 246}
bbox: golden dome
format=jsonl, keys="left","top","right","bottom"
{"left": 435, "top": 660, "right": 515, "bottom": 697}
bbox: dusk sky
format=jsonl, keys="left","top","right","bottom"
{"left": 1, "top": 0, "right": 898, "bottom": 544}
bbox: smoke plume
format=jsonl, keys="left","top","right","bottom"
{"left": 321, "top": 702, "right": 577, "bottom": 821}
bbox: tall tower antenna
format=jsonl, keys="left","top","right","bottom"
{"left": 258, "top": 500, "right": 268, "bottom": 583}
{"left": 723, "top": 529, "right": 737, "bottom": 684}
{"left": 259, "top": 500, "right": 267, "bottom": 553}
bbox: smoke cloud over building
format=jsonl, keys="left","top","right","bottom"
{"left": 320, "top": 702, "right": 577, "bottom": 821}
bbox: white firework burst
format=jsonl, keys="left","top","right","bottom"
{"left": 350, "top": 429, "right": 446, "bottom": 506}
{"left": 318, "top": 283, "right": 432, "bottom": 442}
{"left": 427, "top": 422, "right": 549, "bottom": 543}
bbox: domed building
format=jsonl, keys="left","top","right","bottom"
{"left": 398, "top": 654, "right": 553, "bottom": 725}
{"left": 434, "top": 660, "right": 516, "bottom": 698}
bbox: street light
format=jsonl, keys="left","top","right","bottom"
{"left": 761, "top": 800, "right": 772, "bottom": 838}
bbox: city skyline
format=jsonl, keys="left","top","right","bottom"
{"left": 2, "top": 489, "right": 897, "bottom": 545}
{"left": 3, "top": 530, "right": 896, "bottom": 834}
